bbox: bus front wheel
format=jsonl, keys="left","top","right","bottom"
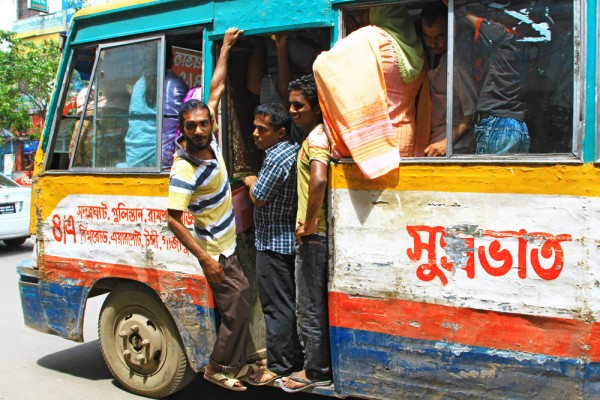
{"left": 98, "top": 282, "right": 195, "bottom": 398}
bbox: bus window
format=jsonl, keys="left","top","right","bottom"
{"left": 337, "top": 1, "right": 577, "bottom": 161}
{"left": 99, "top": 40, "right": 160, "bottom": 168}
{"left": 451, "top": 0, "right": 576, "bottom": 156}
{"left": 68, "top": 39, "right": 162, "bottom": 169}
{"left": 343, "top": 8, "right": 370, "bottom": 36}
{"left": 333, "top": 3, "right": 428, "bottom": 162}
{"left": 64, "top": 33, "right": 201, "bottom": 171}
{"left": 47, "top": 47, "right": 94, "bottom": 170}
{"left": 224, "top": 28, "right": 330, "bottom": 177}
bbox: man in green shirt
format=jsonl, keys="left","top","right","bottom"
{"left": 280, "top": 75, "right": 332, "bottom": 392}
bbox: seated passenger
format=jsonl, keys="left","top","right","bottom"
{"left": 119, "top": 49, "right": 188, "bottom": 169}
{"left": 162, "top": 48, "right": 189, "bottom": 169}
{"left": 314, "top": 5, "right": 426, "bottom": 178}
{"left": 117, "top": 68, "right": 159, "bottom": 168}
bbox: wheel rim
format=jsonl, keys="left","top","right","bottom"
{"left": 113, "top": 306, "right": 166, "bottom": 375}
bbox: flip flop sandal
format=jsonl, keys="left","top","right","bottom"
{"left": 279, "top": 372, "right": 332, "bottom": 393}
{"left": 204, "top": 371, "right": 247, "bottom": 392}
{"left": 246, "top": 367, "right": 281, "bottom": 386}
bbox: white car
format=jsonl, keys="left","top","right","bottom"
{"left": 0, "top": 174, "right": 31, "bottom": 247}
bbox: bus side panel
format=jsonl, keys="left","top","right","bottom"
{"left": 19, "top": 277, "right": 88, "bottom": 341}
{"left": 72, "top": 2, "right": 214, "bottom": 45}
{"left": 328, "top": 164, "right": 600, "bottom": 399}
{"left": 22, "top": 178, "right": 218, "bottom": 358}
{"left": 162, "top": 298, "right": 214, "bottom": 372}
{"left": 22, "top": 172, "right": 265, "bottom": 369}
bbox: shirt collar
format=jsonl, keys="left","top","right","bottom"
{"left": 307, "top": 123, "right": 324, "bottom": 138}
{"left": 265, "top": 138, "right": 295, "bottom": 155}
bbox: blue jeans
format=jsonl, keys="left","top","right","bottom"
{"left": 295, "top": 235, "right": 332, "bottom": 380}
{"left": 475, "top": 116, "right": 530, "bottom": 154}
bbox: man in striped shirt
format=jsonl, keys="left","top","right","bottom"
{"left": 242, "top": 103, "right": 300, "bottom": 385}
{"left": 167, "top": 27, "right": 255, "bottom": 392}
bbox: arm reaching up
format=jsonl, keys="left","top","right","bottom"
{"left": 207, "top": 27, "right": 243, "bottom": 111}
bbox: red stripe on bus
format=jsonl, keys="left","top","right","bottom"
{"left": 42, "top": 255, "right": 214, "bottom": 308}
{"left": 329, "top": 292, "right": 600, "bottom": 361}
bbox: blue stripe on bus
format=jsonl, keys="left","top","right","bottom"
{"left": 330, "top": 326, "right": 600, "bottom": 399}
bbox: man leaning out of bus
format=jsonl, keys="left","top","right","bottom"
{"left": 166, "top": 27, "right": 259, "bottom": 392}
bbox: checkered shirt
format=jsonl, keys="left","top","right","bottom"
{"left": 252, "top": 139, "right": 300, "bottom": 255}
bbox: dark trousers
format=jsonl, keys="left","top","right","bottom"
{"left": 256, "top": 250, "right": 297, "bottom": 375}
{"left": 295, "top": 235, "right": 332, "bottom": 380}
{"left": 208, "top": 253, "right": 251, "bottom": 373}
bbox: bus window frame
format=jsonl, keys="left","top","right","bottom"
{"left": 43, "top": 48, "right": 80, "bottom": 171}
{"left": 446, "top": 0, "right": 584, "bottom": 163}
{"left": 46, "top": 35, "right": 167, "bottom": 174}
{"left": 336, "top": 0, "right": 585, "bottom": 165}
{"left": 596, "top": 0, "right": 600, "bottom": 163}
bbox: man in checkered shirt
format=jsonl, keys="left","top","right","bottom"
{"left": 242, "top": 103, "right": 300, "bottom": 385}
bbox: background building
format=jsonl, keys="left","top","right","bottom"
{"left": 0, "top": 0, "right": 110, "bottom": 179}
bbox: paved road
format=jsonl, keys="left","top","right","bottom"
{"left": 0, "top": 239, "right": 338, "bottom": 400}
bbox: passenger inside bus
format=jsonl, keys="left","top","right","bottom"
{"left": 326, "top": 0, "right": 573, "bottom": 160}
{"left": 246, "top": 30, "right": 328, "bottom": 106}
{"left": 420, "top": 1, "right": 477, "bottom": 157}
{"left": 69, "top": 86, "right": 106, "bottom": 167}
{"left": 116, "top": 44, "right": 188, "bottom": 168}
{"left": 245, "top": 30, "right": 328, "bottom": 144}
{"left": 314, "top": 4, "right": 427, "bottom": 178}
{"left": 161, "top": 46, "right": 189, "bottom": 169}
{"left": 222, "top": 28, "right": 329, "bottom": 178}
{"left": 524, "top": 1, "right": 573, "bottom": 153}
{"left": 116, "top": 50, "right": 160, "bottom": 168}
{"left": 448, "top": 0, "right": 530, "bottom": 154}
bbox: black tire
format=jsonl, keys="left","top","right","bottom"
{"left": 3, "top": 237, "right": 27, "bottom": 247}
{"left": 98, "top": 282, "right": 196, "bottom": 398}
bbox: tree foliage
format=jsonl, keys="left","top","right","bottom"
{"left": 0, "top": 30, "right": 61, "bottom": 141}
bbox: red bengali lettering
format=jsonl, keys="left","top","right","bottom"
{"left": 51, "top": 214, "right": 77, "bottom": 244}
{"left": 406, "top": 225, "right": 451, "bottom": 286}
{"left": 111, "top": 203, "right": 145, "bottom": 224}
{"left": 406, "top": 225, "right": 572, "bottom": 285}
{"left": 146, "top": 208, "right": 167, "bottom": 224}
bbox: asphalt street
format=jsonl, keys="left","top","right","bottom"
{"left": 0, "top": 238, "right": 339, "bottom": 400}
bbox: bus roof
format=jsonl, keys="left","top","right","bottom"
{"left": 73, "top": 0, "right": 159, "bottom": 19}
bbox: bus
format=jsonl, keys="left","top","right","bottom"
{"left": 17, "top": 0, "right": 600, "bottom": 398}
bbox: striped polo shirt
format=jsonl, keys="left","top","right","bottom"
{"left": 167, "top": 134, "right": 236, "bottom": 260}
